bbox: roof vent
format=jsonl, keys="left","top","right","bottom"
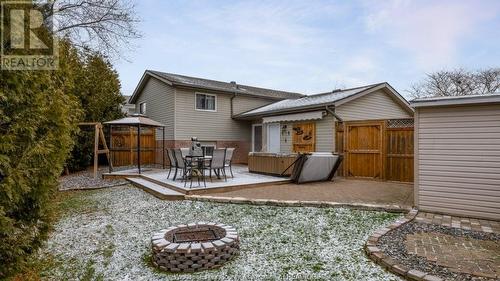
{"left": 331, "top": 89, "right": 342, "bottom": 93}
{"left": 230, "top": 81, "right": 239, "bottom": 89}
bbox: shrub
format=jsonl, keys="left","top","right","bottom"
{"left": 66, "top": 53, "right": 125, "bottom": 171}
{"left": 0, "top": 40, "right": 81, "bottom": 278}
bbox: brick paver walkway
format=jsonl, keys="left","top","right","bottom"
{"left": 415, "top": 212, "right": 500, "bottom": 233}
{"left": 405, "top": 232, "right": 500, "bottom": 279}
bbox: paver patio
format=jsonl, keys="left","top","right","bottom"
{"left": 206, "top": 178, "right": 414, "bottom": 209}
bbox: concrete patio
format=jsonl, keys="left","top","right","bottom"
{"left": 103, "top": 165, "right": 291, "bottom": 199}
{"left": 204, "top": 178, "right": 414, "bottom": 209}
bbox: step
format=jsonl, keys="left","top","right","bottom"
{"left": 127, "top": 177, "right": 185, "bottom": 200}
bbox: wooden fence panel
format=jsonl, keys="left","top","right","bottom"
{"left": 111, "top": 127, "right": 156, "bottom": 167}
{"left": 335, "top": 119, "right": 414, "bottom": 182}
{"left": 386, "top": 127, "right": 414, "bottom": 182}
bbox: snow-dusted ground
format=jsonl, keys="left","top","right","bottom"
{"left": 41, "top": 185, "right": 403, "bottom": 280}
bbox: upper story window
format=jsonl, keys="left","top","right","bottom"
{"left": 195, "top": 93, "right": 216, "bottom": 111}
{"left": 139, "top": 102, "right": 147, "bottom": 115}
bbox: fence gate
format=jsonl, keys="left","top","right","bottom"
{"left": 110, "top": 127, "right": 156, "bottom": 167}
{"left": 335, "top": 119, "right": 414, "bottom": 182}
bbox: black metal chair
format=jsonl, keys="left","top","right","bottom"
{"left": 208, "top": 148, "right": 227, "bottom": 182}
{"left": 224, "top": 148, "right": 235, "bottom": 178}
{"left": 185, "top": 156, "right": 207, "bottom": 188}
{"left": 173, "top": 148, "right": 190, "bottom": 181}
{"left": 166, "top": 148, "right": 177, "bottom": 179}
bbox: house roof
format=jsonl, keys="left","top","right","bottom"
{"left": 235, "top": 82, "right": 411, "bottom": 118}
{"left": 129, "top": 70, "right": 304, "bottom": 103}
{"left": 410, "top": 93, "right": 500, "bottom": 108}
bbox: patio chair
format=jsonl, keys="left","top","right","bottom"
{"left": 208, "top": 148, "right": 227, "bottom": 182}
{"left": 180, "top": 148, "right": 190, "bottom": 158}
{"left": 185, "top": 156, "right": 207, "bottom": 188}
{"left": 166, "top": 148, "right": 177, "bottom": 179}
{"left": 173, "top": 148, "right": 191, "bottom": 181}
{"left": 224, "top": 148, "right": 235, "bottom": 177}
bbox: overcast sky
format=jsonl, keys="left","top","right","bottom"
{"left": 116, "top": 0, "right": 500, "bottom": 98}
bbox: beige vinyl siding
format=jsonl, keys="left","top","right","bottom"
{"left": 233, "top": 95, "right": 275, "bottom": 115}
{"left": 316, "top": 115, "right": 335, "bottom": 152}
{"left": 134, "top": 77, "right": 175, "bottom": 140}
{"left": 336, "top": 89, "right": 412, "bottom": 121}
{"left": 416, "top": 104, "right": 500, "bottom": 220}
{"left": 174, "top": 88, "right": 251, "bottom": 140}
{"left": 279, "top": 115, "right": 335, "bottom": 153}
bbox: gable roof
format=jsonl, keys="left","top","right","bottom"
{"left": 129, "top": 70, "right": 304, "bottom": 103}
{"left": 235, "top": 82, "right": 412, "bottom": 118}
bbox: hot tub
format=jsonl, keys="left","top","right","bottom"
{"left": 247, "top": 152, "right": 297, "bottom": 176}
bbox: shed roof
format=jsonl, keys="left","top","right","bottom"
{"left": 410, "top": 93, "right": 500, "bottom": 108}
{"left": 104, "top": 114, "right": 165, "bottom": 127}
{"left": 129, "top": 70, "right": 304, "bottom": 103}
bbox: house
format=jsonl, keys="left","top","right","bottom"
{"left": 129, "top": 71, "right": 414, "bottom": 181}
{"left": 235, "top": 82, "right": 414, "bottom": 181}
{"left": 121, "top": 95, "right": 136, "bottom": 116}
{"left": 411, "top": 94, "right": 500, "bottom": 220}
{"left": 128, "top": 70, "right": 303, "bottom": 163}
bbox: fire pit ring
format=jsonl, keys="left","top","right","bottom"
{"left": 151, "top": 222, "right": 239, "bottom": 272}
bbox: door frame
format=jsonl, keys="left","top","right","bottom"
{"left": 251, "top": 124, "right": 263, "bottom": 152}
{"left": 266, "top": 123, "right": 281, "bottom": 153}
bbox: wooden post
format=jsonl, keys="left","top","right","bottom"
{"left": 137, "top": 124, "right": 141, "bottom": 174}
{"left": 93, "top": 124, "right": 99, "bottom": 178}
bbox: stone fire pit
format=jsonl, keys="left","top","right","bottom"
{"left": 151, "top": 222, "right": 239, "bottom": 272}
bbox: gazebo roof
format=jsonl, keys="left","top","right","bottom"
{"left": 104, "top": 114, "right": 165, "bottom": 127}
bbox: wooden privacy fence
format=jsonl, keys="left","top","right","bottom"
{"left": 335, "top": 119, "right": 414, "bottom": 182}
{"left": 110, "top": 127, "right": 156, "bottom": 167}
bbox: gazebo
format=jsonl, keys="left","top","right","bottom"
{"left": 104, "top": 114, "right": 166, "bottom": 174}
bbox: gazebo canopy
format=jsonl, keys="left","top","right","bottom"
{"left": 104, "top": 114, "right": 165, "bottom": 127}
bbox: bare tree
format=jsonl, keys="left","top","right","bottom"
{"left": 44, "top": 0, "right": 141, "bottom": 57}
{"left": 407, "top": 68, "right": 500, "bottom": 99}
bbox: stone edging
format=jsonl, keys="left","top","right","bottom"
{"left": 186, "top": 195, "right": 410, "bottom": 212}
{"left": 151, "top": 222, "right": 240, "bottom": 272}
{"left": 365, "top": 209, "right": 444, "bottom": 281}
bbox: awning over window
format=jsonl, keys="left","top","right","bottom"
{"left": 262, "top": 111, "right": 324, "bottom": 123}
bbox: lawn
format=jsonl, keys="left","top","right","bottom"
{"left": 39, "top": 185, "right": 403, "bottom": 280}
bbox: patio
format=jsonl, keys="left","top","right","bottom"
{"left": 103, "top": 165, "right": 291, "bottom": 198}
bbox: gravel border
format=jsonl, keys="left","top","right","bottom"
{"left": 59, "top": 167, "right": 127, "bottom": 191}
{"left": 378, "top": 221, "right": 500, "bottom": 281}
{"left": 365, "top": 209, "right": 499, "bottom": 281}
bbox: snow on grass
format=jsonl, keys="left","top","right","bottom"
{"left": 40, "top": 185, "right": 403, "bottom": 280}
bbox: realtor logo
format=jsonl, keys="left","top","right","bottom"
{"left": 1, "top": 1, "right": 58, "bottom": 70}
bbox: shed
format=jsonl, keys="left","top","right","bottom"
{"left": 411, "top": 94, "right": 500, "bottom": 220}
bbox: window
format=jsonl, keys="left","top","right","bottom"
{"left": 252, "top": 124, "right": 263, "bottom": 152}
{"left": 139, "top": 102, "right": 146, "bottom": 114}
{"left": 195, "top": 93, "right": 216, "bottom": 111}
{"left": 202, "top": 145, "right": 215, "bottom": 156}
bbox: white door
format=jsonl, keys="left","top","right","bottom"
{"left": 267, "top": 123, "right": 280, "bottom": 153}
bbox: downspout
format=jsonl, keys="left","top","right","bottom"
{"left": 325, "top": 105, "right": 342, "bottom": 121}
{"left": 230, "top": 93, "right": 236, "bottom": 117}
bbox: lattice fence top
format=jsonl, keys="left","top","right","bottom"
{"left": 387, "top": 118, "right": 414, "bottom": 128}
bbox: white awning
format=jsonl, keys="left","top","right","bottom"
{"left": 262, "top": 111, "right": 325, "bottom": 123}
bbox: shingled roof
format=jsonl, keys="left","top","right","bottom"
{"left": 235, "top": 83, "right": 390, "bottom": 118}
{"left": 129, "top": 70, "right": 304, "bottom": 103}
